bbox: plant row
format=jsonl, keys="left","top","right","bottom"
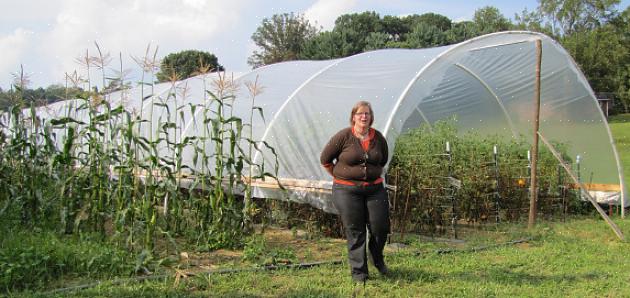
{"left": 0, "top": 52, "right": 278, "bottom": 260}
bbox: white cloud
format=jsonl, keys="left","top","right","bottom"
{"left": 2, "top": 0, "right": 554, "bottom": 89}
{"left": 0, "top": 1, "right": 61, "bottom": 25}
{"left": 0, "top": 28, "right": 33, "bottom": 86}
{"left": 38, "top": 0, "right": 248, "bottom": 86}
{"left": 304, "top": 0, "right": 358, "bottom": 30}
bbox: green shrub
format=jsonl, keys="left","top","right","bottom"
{"left": 0, "top": 229, "right": 133, "bottom": 292}
{"left": 388, "top": 120, "right": 584, "bottom": 235}
{"left": 241, "top": 234, "right": 296, "bottom": 266}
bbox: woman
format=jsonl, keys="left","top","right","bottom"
{"left": 320, "top": 101, "right": 390, "bottom": 282}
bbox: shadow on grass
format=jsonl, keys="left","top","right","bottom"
{"left": 380, "top": 267, "right": 440, "bottom": 283}
{"left": 280, "top": 289, "right": 350, "bottom": 298}
{"left": 42, "top": 285, "right": 344, "bottom": 298}
{"left": 378, "top": 255, "right": 607, "bottom": 287}
{"left": 441, "top": 266, "right": 607, "bottom": 286}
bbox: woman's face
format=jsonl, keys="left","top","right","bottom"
{"left": 353, "top": 105, "right": 372, "bottom": 129}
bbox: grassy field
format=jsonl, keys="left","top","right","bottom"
{"left": 609, "top": 113, "right": 630, "bottom": 190}
{"left": 11, "top": 217, "right": 630, "bottom": 297}
{"left": 5, "top": 114, "right": 630, "bottom": 297}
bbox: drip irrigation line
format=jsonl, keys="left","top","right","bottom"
{"left": 41, "top": 259, "right": 343, "bottom": 295}
{"left": 429, "top": 238, "right": 531, "bottom": 255}
{"left": 414, "top": 235, "right": 466, "bottom": 244}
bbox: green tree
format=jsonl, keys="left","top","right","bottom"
{"left": 537, "top": 0, "right": 620, "bottom": 36}
{"left": 617, "top": 64, "right": 630, "bottom": 112}
{"left": 44, "top": 84, "right": 67, "bottom": 102}
{"left": 515, "top": 1, "right": 627, "bottom": 112}
{"left": 564, "top": 25, "right": 627, "bottom": 91}
{"left": 364, "top": 32, "right": 392, "bottom": 51}
{"left": 0, "top": 84, "right": 89, "bottom": 110}
{"left": 332, "top": 11, "right": 383, "bottom": 56}
{"left": 299, "top": 31, "right": 345, "bottom": 60}
{"left": 0, "top": 87, "right": 10, "bottom": 110}
{"left": 156, "top": 50, "right": 223, "bottom": 82}
{"left": 524, "top": 0, "right": 628, "bottom": 112}
{"left": 610, "top": 6, "right": 630, "bottom": 111}
{"left": 514, "top": 7, "right": 554, "bottom": 35}
{"left": 446, "top": 21, "right": 480, "bottom": 43}
{"left": 43, "top": 84, "right": 88, "bottom": 103}
{"left": 410, "top": 13, "right": 453, "bottom": 31}
{"left": 405, "top": 22, "right": 448, "bottom": 48}
{"left": 381, "top": 15, "right": 408, "bottom": 42}
{"left": 302, "top": 12, "right": 461, "bottom": 58}
{"left": 248, "top": 13, "right": 318, "bottom": 68}
{"left": 473, "top": 6, "right": 513, "bottom": 34}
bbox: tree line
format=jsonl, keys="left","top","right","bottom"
{"left": 248, "top": 1, "right": 630, "bottom": 112}
{"left": 0, "top": 85, "right": 88, "bottom": 110}
{"left": 0, "top": 50, "right": 223, "bottom": 110}
{"left": 2, "top": 1, "right": 629, "bottom": 112}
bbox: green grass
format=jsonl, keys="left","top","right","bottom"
{"left": 609, "top": 113, "right": 630, "bottom": 191}
{"left": 0, "top": 228, "right": 134, "bottom": 293}
{"left": 6, "top": 114, "right": 630, "bottom": 297}
{"left": 14, "top": 217, "right": 630, "bottom": 298}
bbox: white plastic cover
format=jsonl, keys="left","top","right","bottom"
{"left": 23, "top": 31, "right": 626, "bottom": 211}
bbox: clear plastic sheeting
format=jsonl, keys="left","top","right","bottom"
{"left": 24, "top": 31, "right": 626, "bottom": 212}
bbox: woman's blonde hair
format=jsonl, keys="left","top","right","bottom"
{"left": 349, "top": 101, "right": 374, "bottom": 126}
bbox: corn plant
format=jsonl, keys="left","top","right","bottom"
{"left": 0, "top": 43, "right": 281, "bottom": 256}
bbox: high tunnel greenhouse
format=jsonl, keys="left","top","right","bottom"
{"left": 14, "top": 31, "right": 626, "bottom": 213}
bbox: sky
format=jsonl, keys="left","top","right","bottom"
{"left": 1, "top": 0, "right": 629, "bottom": 90}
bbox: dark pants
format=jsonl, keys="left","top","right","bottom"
{"left": 332, "top": 183, "right": 390, "bottom": 280}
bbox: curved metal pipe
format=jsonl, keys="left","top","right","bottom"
{"left": 454, "top": 62, "right": 517, "bottom": 137}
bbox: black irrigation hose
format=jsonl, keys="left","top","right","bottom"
{"left": 37, "top": 238, "right": 532, "bottom": 295}
{"left": 430, "top": 238, "right": 531, "bottom": 255}
{"left": 42, "top": 259, "right": 343, "bottom": 295}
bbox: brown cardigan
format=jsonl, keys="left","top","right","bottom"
{"left": 320, "top": 127, "right": 388, "bottom": 182}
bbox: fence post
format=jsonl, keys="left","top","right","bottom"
{"left": 528, "top": 39, "right": 542, "bottom": 229}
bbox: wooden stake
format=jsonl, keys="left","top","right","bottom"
{"left": 538, "top": 133, "right": 625, "bottom": 240}
{"left": 528, "top": 39, "right": 542, "bottom": 229}
{"left": 400, "top": 161, "right": 417, "bottom": 242}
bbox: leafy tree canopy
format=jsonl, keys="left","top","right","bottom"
{"left": 522, "top": 0, "right": 621, "bottom": 36}
{"left": 446, "top": 21, "right": 480, "bottom": 44}
{"left": 0, "top": 84, "right": 88, "bottom": 110}
{"left": 409, "top": 22, "right": 449, "bottom": 48}
{"left": 248, "top": 13, "right": 318, "bottom": 68}
{"left": 406, "top": 13, "right": 453, "bottom": 31}
{"left": 473, "top": 6, "right": 513, "bottom": 34}
{"left": 157, "top": 50, "right": 223, "bottom": 82}
{"left": 298, "top": 9, "right": 513, "bottom": 60}
{"left": 299, "top": 31, "right": 346, "bottom": 60}
{"left": 332, "top": 11, "right": 383, "bottom": 56}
